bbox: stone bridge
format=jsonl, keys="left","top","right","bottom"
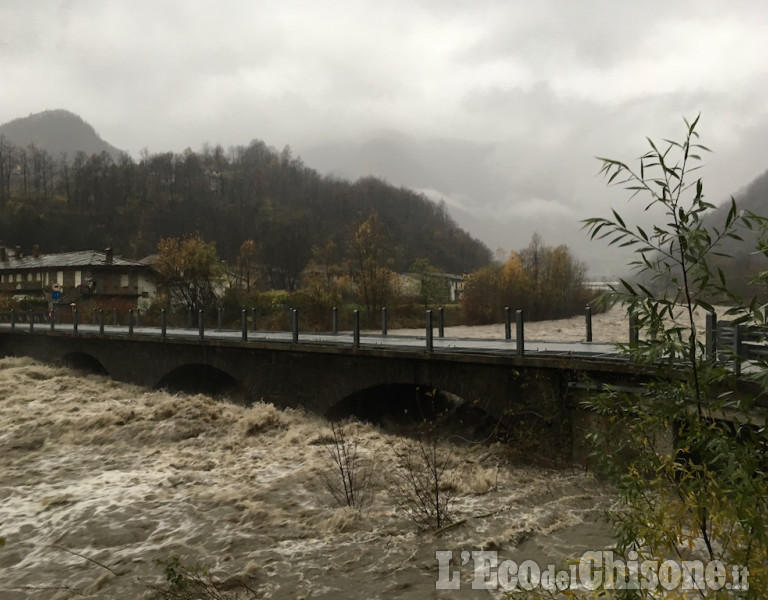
{"left": 0, "top": 325, "right": 660, "bottom": 460}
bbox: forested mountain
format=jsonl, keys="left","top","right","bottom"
{"left": 0, "top": 111, "right": 492, "bottom": 286}
{"left": 700, "top": 171, "right": 768, "bottom": 299}
{"left": 0, "top": 110, "right": 123, "bottom": 161}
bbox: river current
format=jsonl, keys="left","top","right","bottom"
{"left": 0, "top": 356, "right": 616, "bottom": 598}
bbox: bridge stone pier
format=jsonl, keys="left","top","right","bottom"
{"left": 0, "top": 328, "right": 656, "bottom": 461}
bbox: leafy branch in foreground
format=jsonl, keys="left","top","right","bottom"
{"left": 581, "top": 115, "right": 768, "bottom": 598}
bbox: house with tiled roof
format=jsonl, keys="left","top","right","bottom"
{"left": 0, "top": 244, "right": 157, "bottom": 312}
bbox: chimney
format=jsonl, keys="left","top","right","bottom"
{"left": 14, "top": 246, "right": 21, "bottom": 259}
{"left": 0, "top": 248, "right": 5, "bottom": 261}
{"left": 105, "top": 248, "right": 113, "bottom": 264}
{"left": 32, "top": 244, "right": 39, "bottom": 258}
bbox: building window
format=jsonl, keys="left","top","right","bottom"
{"left": 57, "top": 271, "right": 63, "bottom": 285}
{"left": 74, "top": 271, "right": 81, "bottom": 287}
{"left": 121, "top": 274, "right": 129, "bottom": 287}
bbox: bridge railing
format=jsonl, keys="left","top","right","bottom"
{"left": 2, "top": 305, "right": 763, "bottom": 368}
{"left": 0, "top": 310, "right": 50, "bottom": 324}
{"left": 714, "top": 319, "right": 768, "bottom": 375}
{"left": 0, "top": 305, "right": 605, "bottom": 354}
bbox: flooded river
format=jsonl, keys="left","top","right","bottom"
{"left": 0, "top": 356, "right": 616, "bottom": 598}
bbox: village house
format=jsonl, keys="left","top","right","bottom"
{"left": 0, "top": 244, "right": 157, "bottom": 313}
{"left": 399, "top": 271, "right": 465, "bottom": 302}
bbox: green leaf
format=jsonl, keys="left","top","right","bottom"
{"left": 688, "top": 113, "right": 700, "bottom": 133}
{"left": 619, "top": 278, "right": 636, "bottom": 295}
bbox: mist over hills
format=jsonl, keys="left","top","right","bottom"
{"left": 3, "top": 108, "right": 767, "bottom": 290}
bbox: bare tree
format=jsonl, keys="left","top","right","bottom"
{"left": 318, "top": 421, "right": 375, "bottom": 511}
{"left": 386, "top": 432, "right": 455, "bottom": 530}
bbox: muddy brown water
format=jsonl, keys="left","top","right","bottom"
{"left": 0, "top": 356, "right": 617, "bottom": 598}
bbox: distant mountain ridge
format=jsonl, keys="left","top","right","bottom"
{"left": 733, "top": 169, "right": 768, "bottom": 216}
{"left": 0, "top": 109, "right": 124, "bottom": 160}
{"left": 706, "top": 167, "right": 768, "bottom": 240}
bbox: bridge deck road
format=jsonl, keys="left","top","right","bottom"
{"left": 0, "top": 322, "right": 622, "bottom": 361}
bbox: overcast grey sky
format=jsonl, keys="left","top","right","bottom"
{"left": 2, "top": 0, "right": 768, "bottom": 275}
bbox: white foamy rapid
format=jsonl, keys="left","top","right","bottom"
{"left": 0, "top": 356, "right": 616, "bottom": 599}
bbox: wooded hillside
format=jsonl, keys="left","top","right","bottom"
{"left": 0, "top": 116, "right": 492, "bottom": 285}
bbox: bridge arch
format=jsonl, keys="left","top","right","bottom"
{"left": 60, "top": 352, "right": 108, "bottom": 376}
{"left": 156, "top": 363, "right": 247, "bottom": 403}
{"left": 326, "top": 383, "right": 499, "bottom": 439}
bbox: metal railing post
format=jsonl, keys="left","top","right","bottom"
{"left": 161, "top": 308, "right": 167, "bottom": 338}
{"left": 10, "top": 309, "right": 14, "bottom": 330}
{"left": 505, "top": 306, "right": 511, "bottom": 340}
{"left": 199, "top": 309, "right": 204, "bottom": 339}
{"left": 291, "top": 308, "right": 299, "bottom": 344}
{"left": 629, "top": 312, "right": 639, "bottom": 345}
{"left": 29, "top": 310, "right": 33, "bottom": 332}
{"left": 585, "top": 306, "right": 593, "bottom": 342}
{"left": 381, "top": 306, "right": 387, "bottom": 336}
{"left": 99, "top": 309, "right": 105, "bottom": 335}
{"left": 705, "top": 312, "right": 716, "bottom": 363}
{"left": 438, "top": 307, "right": 445, "bottom": 338}
{"left": 426, "top": 309, "right": 433, "bottom": 352}
{"left": 128, "top": 309, "right": 134, "bottom": 335}
{"left": 333, "top": 307, "right": 338, "bottom": 335}
{"left": 516, "top": 309, "right": 524, "bottom": 356}
{"left": 241, "top": 309, "right": 247, "bottom": 341}
{"left": 73, "top": 308, "right": 78, "bottom": 334}
{"left": 353, "top": 310, "right": 360, "bottom": 348}
{"left": 113, "top": 308, "right": 119, "bottom": 326}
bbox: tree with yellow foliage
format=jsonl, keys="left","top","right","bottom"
{"left": 155, "top": 233, "right": 222, "bottom": 313}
